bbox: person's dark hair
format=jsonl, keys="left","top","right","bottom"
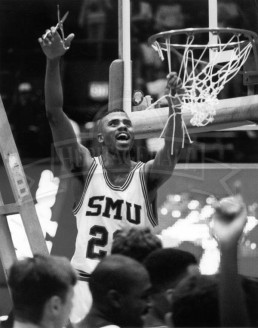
{"left": 97, "top": 108, "right": 127, "bottom": 122}
{"left": 89, "top": 254, "right": 148, "bottom": 304}
{"left": 172, "top": 274, "right": 220, "bottom": 327}
{"left": 178, "top": 241, "right": 204, "bottom": 264}
{"left": 8, "top": 254, "right": 77, "bottom": 324}
{"left": 143, "top": 248, "right": 197, "bottom": 291}
{"left": 111, "top": 227, "right": 162, "bottom": 263}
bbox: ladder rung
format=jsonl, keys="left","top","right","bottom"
{"left": 0, "top": 203, "right": 20, "bottom": 215}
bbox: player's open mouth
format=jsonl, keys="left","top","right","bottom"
{"left": 116, "top": 133, "right": 130, "bottom": 141}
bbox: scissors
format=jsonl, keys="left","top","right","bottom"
{"left": 42, "top": 5, "right": 69, "bottom": 41}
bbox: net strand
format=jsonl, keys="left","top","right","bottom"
{"left": 146, "top": 94, "right": 193, "bottom": 155}
{"left": 166, "top": 38, "right": 172, "bottom": 74}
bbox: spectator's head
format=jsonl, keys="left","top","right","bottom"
{"left": 169, "top": 274, "right": 219, "bottom": 327}
{"left": 17, "top": 82, "right": 33, "bottom": 106}
{"left": 89, "top": 254, "right": 151, "bottom": 327}
{"left": 218, "top": 1, "right": 246, "bottom": 29}
{"left": 154, "top": 3, "right": 185, "bottom": 31}
{"left": 8, "top": 254, "right": 77, "bottom": 328}
{"left": 143, "top": 248, "right": 198, "bottom": 324}
{"left": 111, "top": 227, "right": 162, "bottom": 262}
{"left": 178, "top": 241, "right": 204, "bottom": 264}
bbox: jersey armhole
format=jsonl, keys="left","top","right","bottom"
{"left": 72, "top": 158, "right": 97, "bottom": 215}
{"left": 140, "top": 163, "right": 159, "bottom": 227}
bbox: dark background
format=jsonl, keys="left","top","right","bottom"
{"left": 0, "top": 0, "right": 258, "bottom": 162}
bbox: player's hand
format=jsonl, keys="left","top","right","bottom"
{"left": 165, "top": 72, "right": 184, "bottom": 96}
{"left": 209, "top": 194, "right": 247, "bottom": 250}
{"left": 38, "top": 27, "right": 75, "bottom": 60}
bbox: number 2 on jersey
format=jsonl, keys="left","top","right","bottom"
{"left": 86, "top": 225, "right": 108, "bottom": 259}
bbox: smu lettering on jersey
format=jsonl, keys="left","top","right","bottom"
{"left": 71, "top": 156, "right": 158, "bottom": 279}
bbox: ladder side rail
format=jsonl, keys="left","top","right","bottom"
{"left": 0, "top": 96, "right": 48, "bottom": 255}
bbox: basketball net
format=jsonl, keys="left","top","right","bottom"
{"left": 151, "top": 29, "right": 254, "bottom": 126}
{"left": 147, "top": 28, "right": 256, "bottom": 154}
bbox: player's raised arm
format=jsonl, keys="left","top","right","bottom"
{"left": 144, "top": 72, "right": 184, "bottom": 197}
{"left": 38, "top": 27, "right": 93, "bottom": 173}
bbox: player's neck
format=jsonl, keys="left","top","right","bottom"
{"left": 84, "top": 307, "right": 116, "bottom": 328}
{"left": 144, "top": 307, "right": 166, "bottom": 327}
{"left": 101, "top": 149, "right": 132, "bottom": 169}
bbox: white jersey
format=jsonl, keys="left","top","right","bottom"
{"left": 71, "top": 156, "right": 157, "bottom": 279}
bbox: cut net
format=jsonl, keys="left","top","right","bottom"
{"left": 149, "top": 28, "right": 257, "bottom": 127}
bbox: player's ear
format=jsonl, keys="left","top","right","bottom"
{"left": 96, "top": 119, "right": 104, "bottom": 144}
{"left": 165, "top": 288, "right": 174, "bottom": 304}
{"left": 165, "top": 312, "right": 174, "bottom": 328}
{"left": 45, "top": 295, "right": 62, "bottom": 317}
{"left": 97, "top": 133, "right": 104, "bottom": 144}
{"left": 107, "top": 289, "right": 122, "bottom": 308}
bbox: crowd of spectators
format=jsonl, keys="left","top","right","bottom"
{"left": 2, "top": 194, "right": 258, "bottom": 328}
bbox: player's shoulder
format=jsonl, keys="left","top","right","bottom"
{"left": 131, "top": 160, "right": 141, "bottom": 167}
{"left": 78, "top": 144, "right": 94, "bottom": 170}
{"left": 143, "top": 159, "right": 154, "bottom": 172}
{"left": 130, "top": 160, "right": 146, "bottom": 172}
{"left": 70, "top": 144, "right": 94, "bottom": 181}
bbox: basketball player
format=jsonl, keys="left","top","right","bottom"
{"left": 38, "top": 26, "right": 184, "bottom": 322}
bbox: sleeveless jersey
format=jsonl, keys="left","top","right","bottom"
{"left": 71, "top": 156, "right": 157, "bottom": 279}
